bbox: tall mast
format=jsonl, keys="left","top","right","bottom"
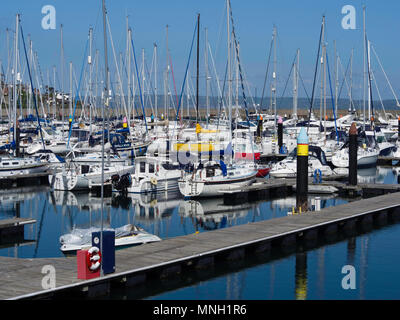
{"left": 293, "top": 49, "right": 299, "bottom": 120}
{"left": 205, "top": 27, "right": 209, "bottom": 126}
{"left": 227, "top": 0, "right": 232, "bottom": 142}
{"left": 154, "top": 43, "right": 157, "bottom": 120}
{"left": 165, "top": 25, "right": 169, "bottom": 120}
{"left": 60, "top": 24, "right": 64, "bottom": 137}
{"left": 350, "top": 48, "right": 354, "bottom": 113}
{"left": 196, "top": 13, "right": 200, "bottom": 124}
{"left": 272, "top": 25, "right": 277, "bottom": 129}
{"left": 334, "top": 40, "right": 338, "bottom": 116}
{"left": 363, "top": 6, "right": 366, "bottom": 129}
{"left": 101, "top": 0, "right": 109, "bottom": 267}
{"left": 13, "top": 14, "right": 19, "bottom": 149}
{"left": 89, "top": 27, "right": 93, "bottom": 134}
{"left": 69, "top": 61, "right": 73, "bottom": 119}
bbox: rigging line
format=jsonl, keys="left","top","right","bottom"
{"left": 67, "top": 37, "right": 89, "bottom": 148}
{"left": 260, "top": 36, "right": 274, "bottom": 111}
{"left": 370, "top": 65, "right": 387, "bottom": 119}
{"left": 173, "top": 18, "right": 198, "bottom": 123}
{"left": 307, "top": 16, "right": 324, "bottom": 134}
{"left": 19, "top": 22, "right": 46, "bottom": 149}
{"left": 228, "top": 0, "right": 255, "bottom": 162}
{"left": 130, "top": 32, "right": 148, "bottom": 133}
{"left": 337, "top": 55, "right": 352, "bottom": 109}
{"left": 298, "top": 71, "right": 311, "bottom": 105}
{"left": 325, "top": 52, "right": 339, "bottom": 144}
{"left": 168, "top": 54, "right": 180, "bottom": 122}
{"left": 277, "top": 51, "right": 297, "bottom": 110}
{"left": 370, "top": 44, "right": 400, "bottom": 107}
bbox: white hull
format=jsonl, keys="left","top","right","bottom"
{"left": 179, "top": 171, "right": 257, "bottom": 198}
{"left": 60, "top": 231, "right": 161, "bottom": 252}
{"left": 49, "top": 164, "right": 134, "bottom": 191}
{"left": 126, "top": 177, "right": 179, "bottom": 194}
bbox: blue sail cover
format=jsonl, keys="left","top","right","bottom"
{"left": 219, "top": 160, "right": 227, "bottom": 177}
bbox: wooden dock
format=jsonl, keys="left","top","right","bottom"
{"left": 1, "top": 191, "right": 400, "bottom": 300}
{"left": 0, "top": 218, "right": 36, "bottom": 243}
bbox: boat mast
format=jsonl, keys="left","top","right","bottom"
{"left": 101, "top": 0, "right": 109, "bottom": 271}
{"left": 363, "top": 6, "right": 366, "bottom": 129}
{"left": 89, "top": 27, "right": 93, "bottom": 134}
{"left": 292, "top": 49, "right": 299, "bottom": 121}
{"left": 196, "top": 13, "right": 200, "bottom": 124}
{"left": 227, "top": 0, "right": 232, "bottom": 152}
{"left": 154, "top": 43, "right": 158, "bottom": 120}
{"left": 13, "top": 14, "right": 19, "bottom": 152}
{"left": 60, "top": 24, "right": 65, "bottom": 138}
{"left": 272, "top": 25, "right": 277, "bottom": 132}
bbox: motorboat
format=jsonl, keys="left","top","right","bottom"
{"left": 59, "top": 224, "right": 161, "bottom": 252}
{"left": 49, "top": 161, "right": 134, "bottom": 191}
{"left": 112, "top": 156, "right": 182, "bottom": 194}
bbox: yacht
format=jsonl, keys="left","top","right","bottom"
{"left": 0, "top": 155, "right": 50, "bottom": 178}
{"left": 269, "top": 145, "right": 337, "bottom": 178}
{"left": 178, "top": 161, "right": 257, "bottom": 198}
{"left": 112, "top": 156, "right": 182, "bottom": 194}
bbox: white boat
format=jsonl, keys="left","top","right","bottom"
{"left": 269, "top": 146, "right": 336, "bottom": 178}
{"left": 49, "top": 162, "right": 134, "bottom": 191}
{"left": 59, "top": 224, "right": 161, "bottom": 252}
{"left": 178, "top": 161, "right": 258, "bottom": 198}
{"left": 0, "top": 155, "right": 50, "bottom": 178}
{"left": 71, "top": 152, "right": 128, "bottom": 165}
{"left": 33, "top": 149, "right": 65, "bottom": 169}
{"left": 112, "top": 156, "right": 181, "bottom": 194}
{"left": 292, "top": 184, "right": 339, "bottom": 194}
{"left": 331, "top": 143, "right": 379, "bottom": 168}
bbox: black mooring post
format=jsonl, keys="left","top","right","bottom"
{"left": 296, "top": 127, "right": 308, "bottom": 213}
{"left": 349, "top": 122, "right": 358, "bottom": 186}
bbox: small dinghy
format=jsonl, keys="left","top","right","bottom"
{"left": 59, "top": 224, "right": 161, "bottom": 252}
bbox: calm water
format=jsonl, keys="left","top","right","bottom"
{"left": 0, "top": 166, "right": 399, "bottom": 299}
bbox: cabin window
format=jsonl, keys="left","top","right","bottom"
{"left": 12, "top": 162, "right": 19, "bottom": 165}
{"left": 140, "top": 162, "right": 146, "bottom": 173}
{"left": 3, "top": 162, "right": 9, "bottom": 165}
{"left": 149, "top": 163, "right": 155, "bottom": 173}
{"left": 206, "top": 168, "right": 215, "bottom": 177}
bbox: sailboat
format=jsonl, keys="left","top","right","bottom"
{"left": 178, "top": 7, "right": 257, "bottom": 198}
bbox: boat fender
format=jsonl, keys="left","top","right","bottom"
{"left": 313, "top": 169, "right": 322, "bottom": 184}
{"left": 86, "top": 246, "right": 101, "bottom": 272}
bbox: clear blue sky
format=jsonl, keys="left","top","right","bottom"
{"left": 0, "top": 0, "right": 399, "bottom": 103}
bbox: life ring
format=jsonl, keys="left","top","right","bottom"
{"left": 313, "top": 169, "right": 322, "bottom": 184}
{"left": 150, "top": 177, "right": 158, "bottom": 185}
{"left": 86, "top": 246, "right": 101, "bottom": 272}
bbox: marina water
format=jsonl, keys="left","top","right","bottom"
{"left": 0, "top": 166, "right": 399, "bottom": 299}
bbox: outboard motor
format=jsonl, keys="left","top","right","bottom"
{"left": 111, "top": 173, "right": 132, "bottom": 193}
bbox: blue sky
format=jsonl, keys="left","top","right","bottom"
{"left": 0, "top": 0, "right": 399, "bottom": 102}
